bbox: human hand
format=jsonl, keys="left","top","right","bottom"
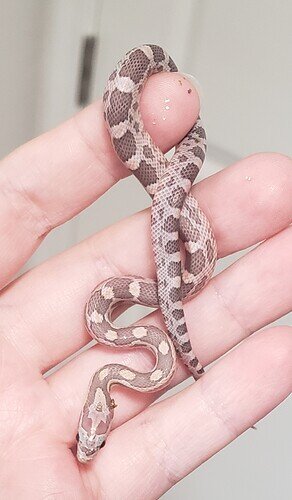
{"left": 0, "top": 73, "right": 291, "bottom": 499}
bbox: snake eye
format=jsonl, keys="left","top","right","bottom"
{"left": 100, "top": 440, "right": 106, "bottom": 449}
{"left": 75, "top": 433, "right": 80, "bottom": 443}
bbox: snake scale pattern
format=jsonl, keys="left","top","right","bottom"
{"left": 77, "top": 45, "right": 217, "bottom": 463}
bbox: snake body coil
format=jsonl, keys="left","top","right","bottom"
{"left": 77, "top": 45, "right": 217, "bottom": 463}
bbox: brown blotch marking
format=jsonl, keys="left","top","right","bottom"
{"left": 206, "top": 239, "right": 215, "bottom": 264}
{"left": 189, "top": 357, "right": 199, "bottom": 368}
{"left": 177, "top": 323, "right": 188, "bottom": 336}
{"left": 119, "top": 49, "right": 150, "bottom": 83}
{"left": 180, "top": 219, "right": 200, "bottom": 243}
{"left": 182, "top": 282, "right": 195, "bottom": 297}
{"left": 165, "top": 240, "right": 180, "bottom": 254}
{"left": 181, "top": 341, "right": 192, "bottom": 353}
{"left": 164, "top": 215, "right": 178, "bottom": 232}
{"left": 88, "top": 292, "right": 110, "bottom": 316}
{"left": 134, "top": 159, "right": 158, "bottom": 187}
{"left": 143, "top": 145, "right": 154, "bottom": 159}
{"left": 168, "top": 56, "right": 178, "bottom": 72}
{"left": 193, "top": 249, "right": 206, "bottom": 274}
{"left": 185, "top": 249, "right": 206, "bottom": 276}
{"left": 96, "top": 296, "right": 111, "bottom": 314}
{"left": 181, "top": 163, "right": 199, "bottom": 183}
{"left": 169, "top": 287, "right": 181, "bottom": 302}
{"left": 111, "top": 278, "right": 134, "bottom": 299}
{"left": 107, "top": 88, "right": 133, "bottom": 127}
{"left": 196, "top": 126, "right": 206, "bottom": 139}
{"left": 187, "top": 88, "right": 192, "bottom": 94}
{"left": 149, "top": 45, "right": 165, "bottom": 63}
{"left": 113, "top": 130, "right": 136, "bottom": 162}
{"left": 168, "top": 261, "right": 181, "bottom": 277}
{"left": 172, "top": 309, "right": 184, "bottom": 320}
{"left": 193, "top": 145, "right": 205, "bottom": 162}
{"left": 139, "top": 281, "right": 158, "bottom": 305}
{"left": 187, "top": 128, "right": 196, "bottom": 140}
{"left": 156, "top": 64, "right": 164, "bottom": 73}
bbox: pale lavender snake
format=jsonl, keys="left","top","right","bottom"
{"left": 77, "top": 45, "right": 217, "bottom": 463}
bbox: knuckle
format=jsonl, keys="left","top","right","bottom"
{"left": 137, "top": 411, "right": 181, "bottom": 490}
{"left": 72, "top": 110, "right": 125, "bottom": 186}
{"left": 0, "top": 176, "right": 53, "bottom": 238}
{"left": 263, "top": 326, "right": 292, "bottom": 375}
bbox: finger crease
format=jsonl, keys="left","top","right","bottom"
{"left": 0, "top": 174, "right": 53, "bottom": 239}
{"left": 138, "top": 413, "right": 182, "bottom": 490}
{"left": 72, "top": 113, "right": 124, "bottom": 187}
{"left": 211, "top": 278, "right": 251, "bottom": 340}
{"left": 198, "top": 383, "right": 240, "bottom": 439}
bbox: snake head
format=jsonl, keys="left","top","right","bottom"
{"left": 76, "top": 386, "right": 113, "bottom": 463}
{"left": 76, "top": 427, "right": 106, "bottom": 463}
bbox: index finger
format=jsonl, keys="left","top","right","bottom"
{"left": 0, "top": 72, "right": 199, "bottom": 287}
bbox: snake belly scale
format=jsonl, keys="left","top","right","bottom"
{"left": 77, "top": 45, "right": 217, "bottom": 463}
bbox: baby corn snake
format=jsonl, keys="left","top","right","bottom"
{"left": 76, "top": 45, "right": 217, "bottom": 463}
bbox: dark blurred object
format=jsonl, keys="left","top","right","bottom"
{"left": 77, "top": 36, "right": 97, "bottom": 106}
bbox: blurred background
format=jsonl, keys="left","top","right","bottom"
{"left": 0, "top": 1, "right": 291, "bottom": 498}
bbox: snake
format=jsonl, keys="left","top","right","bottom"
{"left": 76, "top": 45, "right": 217, "bottom": 463}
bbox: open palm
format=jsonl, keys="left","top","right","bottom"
{"left": 0, "top": 73, "right": 291, "bottom": 499}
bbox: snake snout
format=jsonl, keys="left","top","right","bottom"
{"left": 76, "top": 428, "right": 107, "bottom": 463}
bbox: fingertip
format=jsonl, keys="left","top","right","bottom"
{"left": 140, "top": 72, "right": 200, "bottom": 152}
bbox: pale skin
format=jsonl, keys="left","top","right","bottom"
{"left": 0, "top": 72, "right": 291, "bottom": 499}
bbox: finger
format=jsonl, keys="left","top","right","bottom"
{"left": 0, "top": 72, "right": 199, "bottom": 287}
{"left": 193, "top": 152, "right": 292, "bottom": 257}
{"left": 1, "top": 153, "right": 291, "bottom": 371}
{"left": 83, "top": 326, "right": 292, "bottom": 499}
{"left": 47, "top": 225, "right": 292, "bottom": 433}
